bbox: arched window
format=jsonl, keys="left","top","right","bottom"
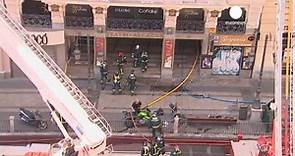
{"left": 21, "top": 0, "right": 52, "bottom": 28}
{"left": 65, "top": 4, "right": 94, "bottom": 29}
{"left": 216, "top": 7, "right": 247, "bottom": 34}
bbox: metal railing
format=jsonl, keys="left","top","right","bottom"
{"left": 216, "top": 21, "right": 246, "bottom": 34}
{"left": 65, "top": 16, "right": 94, "bottom": 29}
{"left": 1, "top": 118, "right": 272, "bottom": 138}
{"left": 21, "top": 14, "right": 52, "bottom": 28}
{"left": 0, "top": 5, "right": 111, "bottom": 136}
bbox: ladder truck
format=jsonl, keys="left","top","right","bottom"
{"left": 0, "top": 4, "right": 112, "bottom": 155}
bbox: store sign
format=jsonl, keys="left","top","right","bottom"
{"left": 214, "top": 35, "right": 254, "bottom": 46}
{"left": 164, "top": 39, "right": 173, "bottom": 68}
{"left": 107, "top": 6, "right": 163, "bottom": 19}
{"left": 29, "top": 30, "right": 64, "bottom": 46}
{"left": 107, "top": 31, "right": 163, "bottom": 38}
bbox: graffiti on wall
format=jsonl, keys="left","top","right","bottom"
{"left": 212, "top": 46, "right": 243, "bottom": 75}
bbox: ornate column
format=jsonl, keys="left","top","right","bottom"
{"left": 92, "top": 7, "right": 107, "bottom": 65}
{"left": 49, "top": 3, "right": 65, "bottom": 25}
{"left": 205, "top": 9, "right": 220, "bottom": 54}
{"left": 0, "top": 48, "right": 11, "bottom": 79}
{"left": 161, "top": 9, "right": 178, "bottom": 80}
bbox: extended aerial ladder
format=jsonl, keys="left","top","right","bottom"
{"left": 0, "top": 4, "right": 112, "bottom": 155}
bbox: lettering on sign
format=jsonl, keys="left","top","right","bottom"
{"left": 107, "top": 31, "right": 163, "bottom": 38}
{"left": 138, "top": 8, "right": 158, "bottom": 14}
{"left": 114, "top": 8, "right": 131, "bottom": 13}
{"left": 214, "top": 35, "right": 254, "bottom": 46}
{"left": 31, "top": 33, "right": 48, "bottom": 45}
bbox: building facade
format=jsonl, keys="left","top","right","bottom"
{"left": 0, "top": 0, "right": 275, "bottom": 80}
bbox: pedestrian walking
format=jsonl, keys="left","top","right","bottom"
{"left": 127, "top": 70, "right": 137, "bottom": 95}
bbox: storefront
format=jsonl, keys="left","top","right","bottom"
{"left": 201, "top": 34, "right": 255, "bottom": 77}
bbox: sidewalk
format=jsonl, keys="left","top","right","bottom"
{"left": 0, "top": 77, "right": 274, "bottom": 110}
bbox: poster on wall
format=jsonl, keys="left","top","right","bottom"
{"left": 164, "top": 39, "right": 173, "bottom": 68}
{"left": 95, "top": 37, "right": 105, "bottom": 56}
{"left": 201, "top": 55, "right": 213, "bottom": 69}
{"left": 241, "top": 56, "right": 254, "bottom": 70}
{"left": 212, "top": 46, "right": 243, "bottom": 75}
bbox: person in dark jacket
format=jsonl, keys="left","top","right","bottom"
{"left": 127, "top": 70, "right": 137, "bottom": 95}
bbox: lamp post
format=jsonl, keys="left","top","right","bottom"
{"left": 255, "top": 34, "right": 269, "bottom": 109}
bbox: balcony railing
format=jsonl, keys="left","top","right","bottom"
{"left": 176, "top": 20, "right": 205, "bottom": 33}
{"left": 216, "top": 21, "right": 246, "bottom": 34}
{"left": 21, "top": 14, "right": 52, "bottom": 28}
{"left": 65, "top": 16, "right": 94, "bottom": 29}
{"left": 107, "top": 18, "right": 164, "bottom": 32}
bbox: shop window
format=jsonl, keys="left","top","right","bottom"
{"left": 216, "top": 8, "right": 246, "bottom": 34}
{"left": 21, "top": 0, "right": 52, "bottom": 28}
{"left": 176, "top": 8, "right": 205, "bottom": 33}
{"left": 65, "top": 4, "right": 94, "bottom": 29}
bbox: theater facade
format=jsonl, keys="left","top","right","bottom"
{"left": 0, "top": 0, "right": 272, "bottom": 80}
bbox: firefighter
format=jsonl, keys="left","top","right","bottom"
{"left": 151, "top": 142, "right": 160, "bottom": 156}
{"left": 150, "top": 113, "right": 163, "bottom": 137}
{"left": 132, "top": 44, "right": 142, "bottom": 67}
{"left": 155, "top": 136, "right": 165, "bottom": 155}
{"left": 112, "top": 72, "right": 122, "bottom": 94}
{"left": 141, "top": 141, "right": 152, "bottom": 156}
{"left": 132, "top": 99, "right": 142, "bottom": 114}
{"left": 170, "top": 145, "right": 182, "bottom": 156}
{"left": 116, "top": 51, "right": 127, "bottom": 75}
{"left": 99, "top": 60, "right": 108, "bottom": 84}
{"left": 140, "top": 51, "right": 149, "bottom": 72}
{"left": 127, "top": 70, "right": 137, "bottom": 95}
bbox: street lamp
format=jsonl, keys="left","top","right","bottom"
{"left": 229, "top": 6, "right": 243, "bottom": 20}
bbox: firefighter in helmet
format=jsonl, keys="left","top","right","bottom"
{"left": 170, "top": 145, "right": 182, "bottom": 156}
{"left": 150, "top": 113, "right": 163, "bottom": 137}
{"left": 141, "top": 141, "right": 152, "bottom": 156}
{"left": 132, "top": 44, "right": 142, "bottom": 67}
{"left": 116, "top": 51, "right": 127, "bottom": 75}
{"left": 140, "top": 51, "right": 149, "bottom": 72}
{"left": 127, "top": 69, "right": 137, "bottom": 95}
{"left": 112, "top": 72, "right": 122, "bottom": 94}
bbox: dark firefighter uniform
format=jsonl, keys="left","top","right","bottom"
{"left": 127, "top": 70, "right": 136, "bottom": 95}
{"left": 155, "top": 136, "right": 165, "bottom": 155}
{"left": 170, "top": 146, "right": 182, "bottom": 156}
{"left": 140, "top": 51, "right": 149, "bottom": 72}
{"left": 150, "top": 114, "right": 163, "bottom": 137}
{"left": 132, "top": 45, "right": 142, "bottom": 67}
{"left": 99, "top": 61, "right": 108, "bottom": 84}
{"left": 132, "top": 99, "right": 142, "bottom": 114}
{"left": 112, "top": 72, "right": 122, "bottom": 94}
{"left": 116, "top": 52, "right": 127, "bottom": 75}
{"left": 141, "top": 142, "right": 152, "bottom": 156}
{"left": 152, "top": 142, "right": 161, "bottom": 156}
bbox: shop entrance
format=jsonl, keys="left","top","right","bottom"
{"left": 173, "top": 39, "right": 202, "bottom": 79}
{"left": 106, "top": 38, "right": 162, "bottom": 79}
{"left": 65, "top": 36, "right": 94, "bottom": 78}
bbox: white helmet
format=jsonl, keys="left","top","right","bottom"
{"left": 135, "top": 45, "right": 140, "bottom": 49}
